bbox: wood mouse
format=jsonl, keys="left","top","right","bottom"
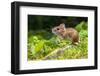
{"left": 52, "top": 23, "right": 80, "bottom": 45}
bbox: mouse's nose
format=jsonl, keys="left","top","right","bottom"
{"left": 52, "top": 28, "right": 56, "bottom": 32}
{"left": 52, "top": 28, "right": 55, "bottom": 33}
{"left": 52, "top": 29, "right": 54, "bottom": 32}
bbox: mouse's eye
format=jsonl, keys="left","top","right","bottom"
{"left": 57, "top": 28, "right": 59, "bottom": 30}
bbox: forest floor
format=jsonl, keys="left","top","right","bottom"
{"left": 28, "top": 21, "right": 88, "bottom": 60}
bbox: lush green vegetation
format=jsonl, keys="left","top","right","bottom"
{"left": 28, "top": 21, "right": 88, "bottom": 60}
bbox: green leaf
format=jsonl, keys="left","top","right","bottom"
{"left": 75, "top": 21, "right": 87, "bottom": 32}
{"left": 35, "top": 41, "right": 44, "bottom": 52}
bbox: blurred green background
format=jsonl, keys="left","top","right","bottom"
{"left": 28, "top": 15, "right": 88, "bottom": 61}
{"left": 28, "top": 15, "right": 87, "bottom": 31}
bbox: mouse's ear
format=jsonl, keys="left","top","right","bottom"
{"left": 59, "top": 23, "right": 65, "bottom": 28}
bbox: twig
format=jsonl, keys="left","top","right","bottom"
{"left": 42, "top": 45, "right": 72, "bottom": 60}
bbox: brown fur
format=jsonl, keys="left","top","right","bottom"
{"left": 52, "top": 23, "right": 79, "bottom": 45}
